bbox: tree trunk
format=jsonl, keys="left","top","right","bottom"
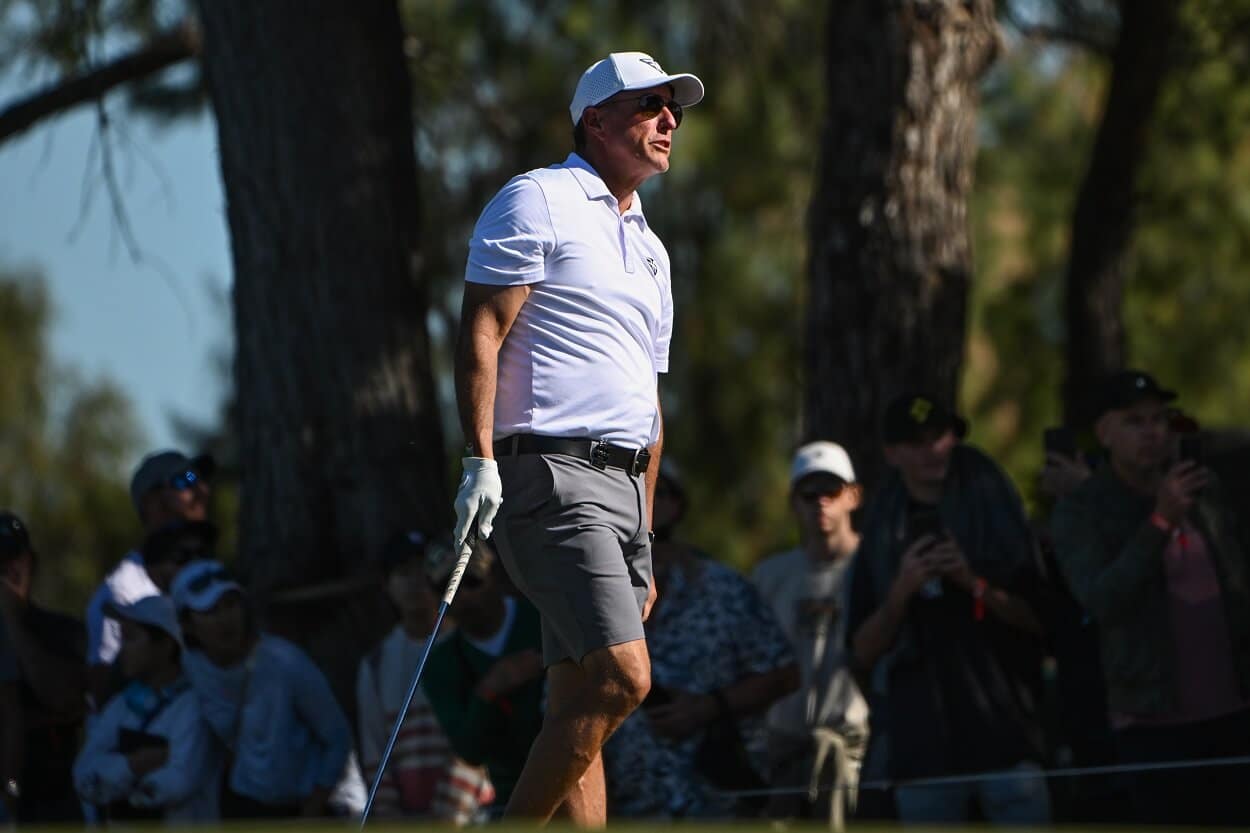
{"left": 196, "top": 0, "right": 445, "bottom": 707}
{"left": 805, "top": 0, "right": 998, "bottom": 490}
{"left": 1061, "top": 0, "right": 1178, "bottom": 427}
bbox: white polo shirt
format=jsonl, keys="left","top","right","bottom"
{"left": 465, "top": 153, "right": 673, "bottom": 447}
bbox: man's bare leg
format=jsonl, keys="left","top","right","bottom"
{"left": 557, "top": 751, "right": 606, "bottom": 827}
{"left": 505, "top": 639, "right": 650, "bottom": 824}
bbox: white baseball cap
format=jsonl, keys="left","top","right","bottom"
{"left": 171, "top": 559, "right": 243, "bottom": 613}
{"left": 790, "top": 441, "right": 856, "bottom": 487}
{"left": 569, "top": 52, "right": 705, "bottom": 126}
{"left": 105, "top": 595, "right": 183, "bottom": 646}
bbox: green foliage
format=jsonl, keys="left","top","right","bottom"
{"left": 0, "top": 266, "right": 143, "bottom": 613}
{"left": 1126, "top": 0, "right": 1250, "bottom": 425}
{"left": 967, "top": 1, "right": 1250, "bottom": 509}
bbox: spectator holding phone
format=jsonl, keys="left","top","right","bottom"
{"left": 1051, "top": 370, "right": 1250, "bottom": 827}
{"left": 846, "top": 393, "right": 1050, "bottom": 824}
{"left": 73, "top": 595, "right": 220, "bottom": 822}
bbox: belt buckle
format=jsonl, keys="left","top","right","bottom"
{"left": 632, "top": 448, "right": 651, "bottom": 476}
{"left": 590, "top": 441, "right": 610, "bottom": 470}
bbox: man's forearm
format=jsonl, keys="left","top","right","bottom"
{"left": 851, "top": 591, "right": 908, "bottom": 674}
{"left": 644, "top": 399, "right": 663, "bottom": 530}
{"left": 982, "top": 586, "right": 1043, "bottom": 635}
{"left": 721, "top": 664, "right": 799, "bottom": 717}
{"left": 455, "top": 331, "right": 499, "bottom": 458}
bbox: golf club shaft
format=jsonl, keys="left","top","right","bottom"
{"left": 360, "top": 529, "right": 478, "bottom": 828}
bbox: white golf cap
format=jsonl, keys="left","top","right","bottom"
{"left": 790, "top": 441, "right": 856, "bottom": 486}
{"left": 105, "top": 595, "right": 183, "bottom": 646}
{"left": 569, "top": 51, "right": 705, "bottom": 126}
{"left": 171, "top": 559, "right": 242, "bottom": 613}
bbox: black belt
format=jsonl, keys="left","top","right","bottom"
{"left": 494, "top": 434, "right": 652, "bottom": 476}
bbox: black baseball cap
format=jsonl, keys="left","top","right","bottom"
{"left": 381, "top": 529, "right": 433, "bottom": 575}
{"left": 0, "top": 512, "right": 32, "bottom": 561}
{"left": 129, "top": 450, "right": 215, "bottom": 513}
{"left": 1095, "top": 370, "right": 1177, "bottom": 419}
{"left": 882, "top": 392, "right": 968, "bottom": 445}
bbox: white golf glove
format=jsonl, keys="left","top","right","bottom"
{"left": 453, "top": 457, "right": 502, "bottom": 549}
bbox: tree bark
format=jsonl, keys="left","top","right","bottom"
{"left": 195, "top": 1, "right": 445, "bottom": 706}
{"left": 1061, "top": 0, "right": 1178, "bottom": 427}
{"left": 805, "top": 0, "right": 998, "bottom": 490}
{"left": 0, "top": 22, "right": 199, "bottom": 145}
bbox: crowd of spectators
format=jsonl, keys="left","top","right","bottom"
{"left": 2, "top": 369, "right": 1249, "bottom": 827}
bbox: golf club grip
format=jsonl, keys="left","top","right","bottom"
{"left": 442, "top": 526, "right": 479, "bottom": 605}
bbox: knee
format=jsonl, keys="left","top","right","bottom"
{"left": 587, "top": 645, "right": 650, "bottom": 721}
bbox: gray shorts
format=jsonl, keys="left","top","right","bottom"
{"left": 492, "top": 452, "right": 652, "bottom": 666}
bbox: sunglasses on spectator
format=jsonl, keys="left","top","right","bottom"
{"left": 797, "top": 483, "right": 847, "bottom": 503}
{"left": 166, "top": 470, "right": 202, "bottom": 492}
{"left": 597, "top": 93, "right": 683, "bottom": 126}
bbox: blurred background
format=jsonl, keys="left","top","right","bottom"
{"left": 0, "top": 0, "right": 1247, "bottom": 622}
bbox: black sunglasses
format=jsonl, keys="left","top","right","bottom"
{"left": 598, "top": 93, "right": 683, "bottom": 127}
{"left": 166, "top": 469, "right": 202, "bottom": 492}
{"left": 798, "top": 482, "right": 847, "bottom": 503}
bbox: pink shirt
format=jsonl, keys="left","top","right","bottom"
{"left": 1113, "top": 521, "right": 1250, "bottom": 728}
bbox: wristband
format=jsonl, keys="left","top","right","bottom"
{"left": 972, "top": 577, "right": 987, "bottom": 622}
{"left": 1149, "top": 512, "right": 1174, "bottom": 533}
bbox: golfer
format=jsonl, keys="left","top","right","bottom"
{"left": 452, "top": 52, "right": 703, "bottom": 824}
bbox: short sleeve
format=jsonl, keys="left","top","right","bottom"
{"left": 465, "top": 176, "right": 556, "bottom": 286}
{"left": 722, "top": 569, "right": 794, "bottom": 676}
{"left": 84, "top": 582, "right": 116, "bottom": 666}
{"left": 654, "top": 284, "right": 672, "bottom": 374}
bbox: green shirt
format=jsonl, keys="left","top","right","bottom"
{"left": 420, "top": 598, "right": 544, "bottom": 806}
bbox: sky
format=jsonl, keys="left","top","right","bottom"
{"left": 0, "top": 69, "right": 231, "bottom": 454}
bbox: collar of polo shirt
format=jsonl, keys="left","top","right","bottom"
{"left": 566, "top": 153, "right": 648, "bottom": 221}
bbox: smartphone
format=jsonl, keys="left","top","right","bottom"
{"left": 1178, "top": 434, "right": 1204, "bottom": 466}
{"left": 907, "top": 505, "right": 943, "bottom": 541}
{"left": 1044, "top": 426, "right": 1079, "bottom": 458}
{"left": 907, "top": 506, "right": 945, "bottom": 598}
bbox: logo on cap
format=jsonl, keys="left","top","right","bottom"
{"left": 910, "top": 397, "right": 933, "bottom": 424}
{"left": 639, "top": 56, "right": 662, "bottom": 72}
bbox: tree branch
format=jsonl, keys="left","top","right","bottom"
{"left": 0, "top": 21, "right": 200, "bottom": 145}
{"left": 1012, "top": 21, "right": 1115, "bottom": 54}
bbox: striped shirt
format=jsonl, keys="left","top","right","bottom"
{"left": 357, "top": 627, "right": 493, "bottom": 822}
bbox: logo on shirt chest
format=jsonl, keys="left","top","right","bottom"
{"left": 644, "top": 256, "right": 659, "bottom": 277}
